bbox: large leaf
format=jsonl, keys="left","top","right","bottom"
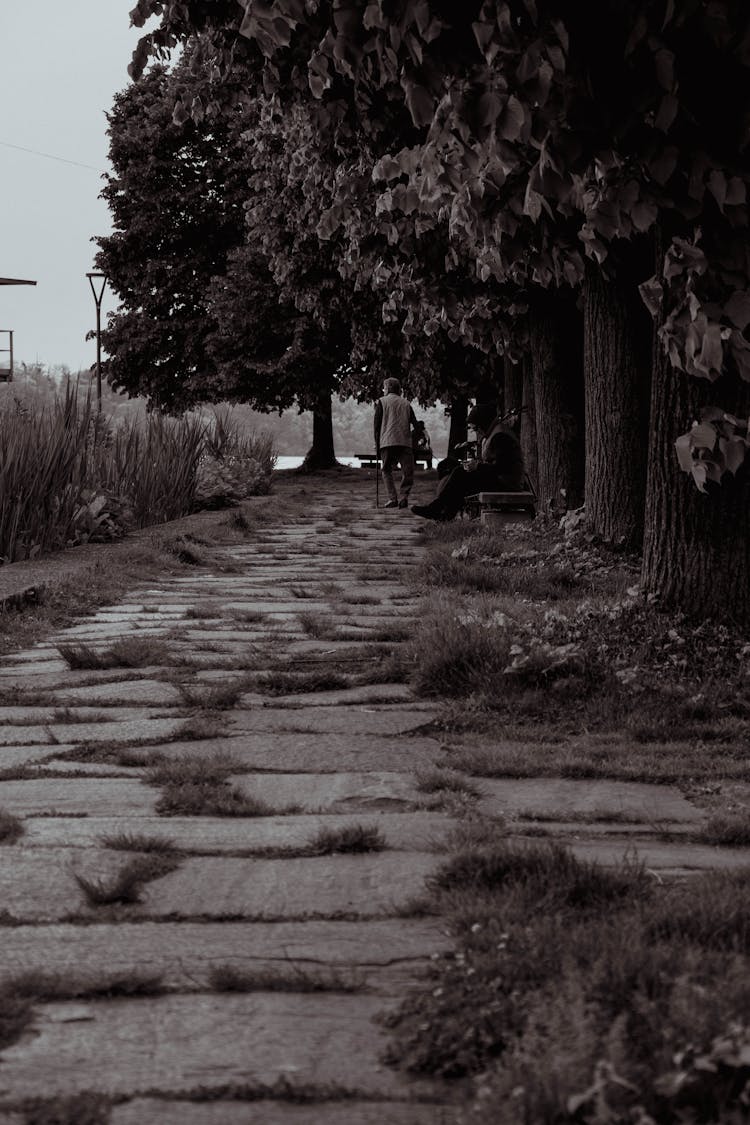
{"left": 401, "top": 77, "right": 435, "bottom": 127}
{"left": 689, "top": 421, "right": 717, "bottom": 451}
{"left": 725, "top": 291, "right": 750, "bottom": 330}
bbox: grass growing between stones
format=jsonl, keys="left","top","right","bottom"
{"left": 75, "top": 853, "right": 181, "bottom": 906}
{"left": 15, "top": 1092, "right": 115, "bottom": 1125}
{"left": 697, "top": 810, "right": 750, "bottom": 847}
{"left": 144, "top": 753, "right": 277, "bottom": 817}
{"left": 101, "top": 832, "right": 180, "bottom": 854}
{"left": 209, "top": 963, "right": 364, "bottom": 993}
{"left": 383, "top": 840, "right": 750, "bottom": 1123}
{"left": 257, "top": 670, "right": 350, "bottom": 695}
{"left": 308, "top": 823, "right": 387, "bottom": 854}
{"left": 58, "top": 635, "right": 171, "bottom": 671}
{"left": 297, "top": 611, "right": 341, "bottom": 641}
{"left": 0, "top": 808, "right": 24, "bottom": 843}
{"left": 175, "top": 676, "right": 251, "bottom": 710}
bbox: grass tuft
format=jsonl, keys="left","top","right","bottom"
{"left": 75, "top": 853, "right": 180, "bottom": 907}
{"left": 100, "top": 832, "right": 179, "bottom": 854}
{"left": 699, "top": 810, "right": 750, "bottom": 847}
{"left": 258, "top": 670, "right": 349, "bottom": 696}
{"left": 308, "top": 823, "right": 387, "bottom": 854}
{"left": 0, "top": 808, "right": 24, "bottom": 844}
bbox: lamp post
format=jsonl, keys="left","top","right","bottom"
{"left": 86, "top": 272, "right": 107, "bottom": 412}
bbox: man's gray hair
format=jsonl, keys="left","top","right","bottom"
{"left": 383, "top": 377, "right": 401, "bottom": 394}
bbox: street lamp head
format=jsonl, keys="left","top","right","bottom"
{"left": 86, "top": 273, "right": 108, "bottom": 304}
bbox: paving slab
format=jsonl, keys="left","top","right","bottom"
{"left": 232, "top": 772, "right": 421, "bottom": 812}
{"left": 0, "top": 705, "right": 179, "bottom": 724}
{"left": 0, "top": 848, "right": 126, "bottom": 920}
{"left": 50, "top": 681, "right": 183, "bottom": 706}
{"left": 22, "top": 811, "right": 453, "bottom": 851}
{"left": 0, "top": 918, "right": 451, "bottom": 990}
{"left": 111, "top": 1100, "right": 451, "bottom": 1124}
{"left": 140, "top": 853, "right": 439, "bottom": 918}
{"left": 0, "top": 778, "right": 156, "bottom": 816}
{"left": 134, "top": 733, "right": 443, "bottom": 773}
{"left": 231, "top": 708, "right": 436, "bottom": 736}
{"left": 0, "top": 994, "right": 437, "bottom": 1101}
{"left": 0, "top": 726, "right": 53, "bottom": 746}
{"left": 44, "top": 717, "right": 186, "bottom": 744}
{"left": 478, "top": 778, "right": 703, "bottom": 824}
{"left": 260, "top": 684, "right": 415, "bottom": 707}
{"left": 0, "top": 745, "right": 61, "bottom": 768}
{"left": 0, "top": 668, "right": 163, "bottom": 691}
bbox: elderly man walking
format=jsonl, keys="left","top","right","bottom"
{"left": 374, "top": 378, "right": 417, "bottom": 509}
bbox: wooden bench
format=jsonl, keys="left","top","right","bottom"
{"left": 465, "top": 490, "right": 536, "bottom": 525}
{"left": 357, "top": 451, "right": 433, "bottom": 470}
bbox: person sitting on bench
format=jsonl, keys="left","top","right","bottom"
{"left": 411, "top": 403, "right": 524, "bottom": 521}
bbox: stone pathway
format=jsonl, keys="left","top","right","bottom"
{"left": 0, "top": 470, "right": 746, "bottom": 1121}
{"left": 0, "top": 475, "right": 458, "bottom": 1122}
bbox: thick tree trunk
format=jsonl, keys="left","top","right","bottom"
{"left": 503, "top": 356, "right": 523, "bottom": 415}
{"left": 583, "top": 252, "right": 652, "bottom": 548}
{"left": 447, "top": 394, "right": 468, "bottom": 456}
{"left": 299, "top": 394, "right": 339, "bottom": 471}
{"left": 529, "top": 296, "right": 584, "bottom": 514}
{"left": 641, "top": 342, "right": 750, "bottom": 627}
{"left": 520, "top": 355, "right": 538, "bottom": 494}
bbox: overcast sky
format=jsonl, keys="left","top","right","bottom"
{"left": 0, "top": 3, "right": 151, "bottom": 372}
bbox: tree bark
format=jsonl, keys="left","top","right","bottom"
{"left": 520, "top": 355, "right": 538, "bottom": 494}
{"left": 529, "top": 296, "right": 585, "bottom": 514}
{"left": 503, "top": 356, "right": 523, "bottom": 415}
{"left": 583, "top": 251, "right": 652, "bottom": 548}
{"left": 299, "top": 393, "right": 339, "bottom": 471}
{"left": 447, "top": 394, "right": 468, "bottom": 456}
{"left": 641, "top": 341, "right": 750, "bottom": 627}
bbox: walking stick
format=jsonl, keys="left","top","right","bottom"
{"left": 375, "top": 443, "right": 380, "bottom": 508}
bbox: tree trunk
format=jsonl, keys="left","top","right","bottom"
{"left": 529, "top": 296, "right": 584, "bottom": 514}
{"left": 299, "top": 394, "right": 339, "bottom": 471}
{"left": 641, "top": 340, "right": 750, "bottom": 627}
{"left": 447, "top": 394, "right": 468, "bottom": 456}
{"left": 503, "top": 356, "right": 523, "bottom": 415}
{"left": 583, "top": 251, "right": 652, "bottom": 548}
{"left": 520, "top": 355, "right": 538, "bottom": 494}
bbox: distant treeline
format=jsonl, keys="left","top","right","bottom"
{"left": 7, "top": 365, "right": 451, "bottom": 460}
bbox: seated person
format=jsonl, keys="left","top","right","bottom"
{"left": 411, "top": 403, "right": 524, "bottom": 521}
{"left": 412, "top": 419, "right": 432, "bottom": 466}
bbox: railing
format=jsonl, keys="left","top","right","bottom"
{"left": 0, "top": 330, "right": 12, "bottom": 382}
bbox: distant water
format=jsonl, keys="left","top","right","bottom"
{"left": 274, "top": 455, "right": 364, "bottom": 470}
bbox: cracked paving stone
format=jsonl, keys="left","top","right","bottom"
{"left": 0, "top": 993, "right": 444, "bottom": 1101}
{"left": 231, "top": 771, "right": 422, "bottom": 812}
{"left": 139, "top": 853, "right": 439, "bottom": 918}
{"left": 477, "top": 777, "right": 704, "bottom": 824}
{"left": 125, "top": 732, "right": 444, "bottom": 774}
{"left": 0, "top": 778, "right": 157, "bottom": 816}
{"left": 230, "top": 707, "right": 437, "bottom": 736}
{"left": 22, "top": 810, "right": 455, "bottom": 851}
{"left": 0, "top": 917, "right": 451, "bottom": 992}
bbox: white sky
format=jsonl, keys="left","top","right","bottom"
{"left": 0, "top": 3, "right": 150, "bottom": 371}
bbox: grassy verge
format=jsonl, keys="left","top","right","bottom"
{"left": 409, "top": 521, "right": 750, "bottom": 784}
{"left": 389, "top": 518, "right": 750, "bottom": 1121}
{"left": 384, "top": 839, "right": 750, "bottom": 1123}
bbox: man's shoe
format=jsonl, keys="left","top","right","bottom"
{"left": 398, "top": 498, "right": 408, "bottom": 509}
{"left": 411, "top": 503, "right": 440, "bottom": 519}
{"left": 383, "top": 499, "right": 398, "bottom": 509}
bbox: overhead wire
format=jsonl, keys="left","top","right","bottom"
{"left": 0, "top": 140, "right": 103, "bottom": 173}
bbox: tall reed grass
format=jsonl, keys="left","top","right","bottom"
{"left": 0, "top": 384, "right": 274, "bottom": 564}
